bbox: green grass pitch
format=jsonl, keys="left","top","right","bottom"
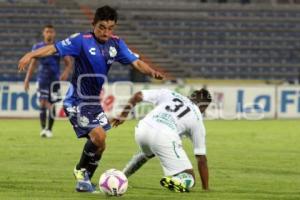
{"left": 0, "top": 119, "right": 299, "bottom": 200}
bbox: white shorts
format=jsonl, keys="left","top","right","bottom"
{"left": 135, "top": 121, "right": 193, "bottom": 176}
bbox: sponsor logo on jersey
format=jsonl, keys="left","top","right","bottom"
{"left": 109, "top": 46, "right": 117, "bottom": 57}
{"left": 62, "top": 38, "right": 71, "bottom": 46}
{"left": 89, "top": 47, "right": 96, "bottom": 55}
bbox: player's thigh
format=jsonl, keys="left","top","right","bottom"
{"left": 89, "top": 126, "right": 106, "bottom": 150}
{"left": 134, "top": 123, "right": 154, "bottom": 157}
{"left": 64, "top": 104, "right": 111, "bottom": 139}
{"left": 151, "top": 134, "right": 193, "bottom": 176}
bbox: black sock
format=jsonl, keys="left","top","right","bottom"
{"left": 86, "top": 153, "right": 101, "bottom": 179}
{"left": 48, "top": 105, "right": 55, "bottom": 131}
{"left": 40, "top": 107, "right": 47, "bottom": 130}
{"left": 76, "top": 140, "right": 99, "bottom": 171}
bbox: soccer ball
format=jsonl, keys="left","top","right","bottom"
{"left": 99, "top": 169, "right": 128, "bottom": 196}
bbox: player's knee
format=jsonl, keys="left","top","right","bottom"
{"left": 90, "top": 136, "right": 106, "bottom": 153}
{"left": 89, "top": 127, "right": 106, "bottom": 150}
{"left": 90, "top": 135, "right": 105, "bottom": 149}
{"left": 40, "top": 102, "right": 47, "bottom": 109}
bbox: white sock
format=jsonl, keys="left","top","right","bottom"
{"left": 122, "top": 152, "right": 152, "bottom": 177}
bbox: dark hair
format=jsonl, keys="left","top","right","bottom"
{"left": 93, "top": 5, "right": 118, "bottom": 25}
{"left": 190, "top": 88, "right": 212, "bottom": 105}
{"left": 43, "top": 24, "right": 55, "bottom": 29}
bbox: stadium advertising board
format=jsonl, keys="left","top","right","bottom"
{"left": 277, "top": 86, "right": 300, "bottom": 118}
{"left": 0, "top": 82, "right": 299, "bottom": 119}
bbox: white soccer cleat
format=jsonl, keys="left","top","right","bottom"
{"left": 45, "top": 130, "right": 53, "bottom": 138}
{"left": 40, "top": 129, "right": 47, "bottom": 138}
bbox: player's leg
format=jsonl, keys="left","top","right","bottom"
{"left": 122, "top": 124, "right": 155, "bottom": 177}
{"left": 73, "top": 126, "right": 106, "bottom": 192}
{"left": 46, "top": 81, "right": 61, "bottom": 136}
{"left": 64, "top": 104, "right": 110, "bottom": 192}
{"left": 41, "top": 99, "right": 53, "bottom": 138}
{"left": 86, "top": 126, "right": 106, "bottom": 178}
{"left": 37, "top": 83, "right": 53, "bottom": 137}
{"left": 122, "top": 151, "right": 154, "bottom": 178}
{"left": 39, "top": 99, "right": 49, "bottom": 137}
{"left": 160, "top": 169, "right": 195, "bottom": 193}
{"left": 151, "top": 133, "right": 194, "bottom": 192}
{"left": 40, "top": 101, "right": 55, "bottom": 138}
{"left": 47, "top": 104, "right": 55, "bottom": 132}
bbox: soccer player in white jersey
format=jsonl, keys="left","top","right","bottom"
{"left": 112, "top": 88, "right": 211, "bottom": 192}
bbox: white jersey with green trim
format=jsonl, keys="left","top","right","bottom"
{"left": 140, "top": 89, "right": 206, "bottom": 155}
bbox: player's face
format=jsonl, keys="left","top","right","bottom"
{"left": 199, "top": 102, "right": 210, "bottom": 113}
{"left": 43, "top": 28, "right": 56, "bottom": 43}
{"left": 93, "top": 20, "right": 116, "bottom": 42}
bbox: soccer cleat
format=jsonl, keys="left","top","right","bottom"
{"left": 40, "top": 129, "right": 47, "bottom": 138}
{"left": 45, "top": 130, "right": 53, "bottom": 138}
{"left": 73, "top": 167, "right": 95, "bottom": 192}
{"left": 160, "top": 176, "right": 189, "bottom": 193}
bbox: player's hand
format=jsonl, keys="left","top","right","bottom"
{"left": 151, "top": 70, "right": 165, "bottom": 80}
{"left": 18, "top": 53, "right": 32, "bottom": 72}
{"left": 24, "top": 80, "right": 30, "bottom": 92}
{"left": 111, "top": 117, "right": 125, "bottom": 127}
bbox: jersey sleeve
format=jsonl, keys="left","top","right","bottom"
{"left": 141, "top": 89, "right": 168, "bottom": 105}
{"left": 116, "top": 39, "right": 138, "bottom": 65}
{"left": 190, "top": 121, "right": 207, "bottom": 155}
{"left": 31, "top": 44, "right": 38, "bottom": 51}
{"left": 55, "top": 33, "right": 82, "bottom": 57}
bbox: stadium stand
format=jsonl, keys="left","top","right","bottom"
{"left": 1, "top": 0, "right": 300, "bottom": 83}
{"left": 0, "top": 0, "right": 91, "bottom": 81}
{"left": 79, "top": 0, "right": 300, "bottom": 82}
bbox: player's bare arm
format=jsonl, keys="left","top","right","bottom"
{"left": 196, "top": 155, "right": 209, "bottom": 190}
{"left": 111, "top": 91, "right": 143, "bottom": 127}
{"left": 60, "top": 56, "right": 73, "bottom": 81}
{"left": 18, "top": 44, "right": 57, "bottom": 72}
{"left": 131, "top": 59, "right": 165, "bottom": 80}
{"left": 24, "top": 58, "right": 38, "bottom": 92}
